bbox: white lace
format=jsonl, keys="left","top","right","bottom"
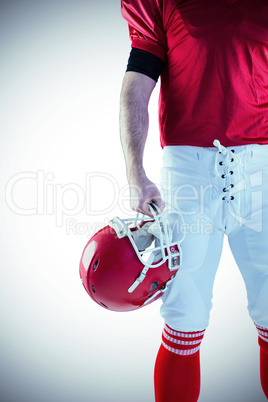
{"left": 213, "top": 139, "right": 243, "bottom": 226}
{"left": 213, "top": 139, "right": 240, "bottom": 176}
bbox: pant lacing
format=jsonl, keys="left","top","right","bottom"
{"left": 213, "top": 139, "right": 241, "bottom": 202}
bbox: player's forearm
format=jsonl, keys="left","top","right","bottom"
{"left": 119, "top": 103, "right": 148, "bottom": 183}
{"left": 119, "top": 72, "right": 155, "bottom": 184}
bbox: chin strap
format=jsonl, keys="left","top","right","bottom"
{"left": 127, "top": 253, "right": 156, "bottom": 293}
{"left": 127, "top": 242, "right": 180, "bottom": 294}
{"left": 142, "top": 275, "right": 176, "bottom": 305}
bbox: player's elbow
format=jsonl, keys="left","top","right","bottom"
{"left": 120, "top": 71, "right": 156, "bottom": 108}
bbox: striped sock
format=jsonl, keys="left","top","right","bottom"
{"left": 154, "top": 325, "right": 205, "bottom": 402}
{"left": 256, "top": 324, "right": 268, "bottom": 398}
{"left": 162, "top": 324, "right": 205, "bottom": 356}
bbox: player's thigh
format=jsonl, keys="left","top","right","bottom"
{"left": 228, "top": 164, "right": 268, "bottom": 328}
{"left": 160, "top": 146, "right": 224, "bottom": 331}
{"left": 160, "top": 223, "right": 224, "bottom": 331}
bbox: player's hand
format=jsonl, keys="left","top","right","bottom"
{"left": 128, "top": 174, "right": 165, "bottom": 217}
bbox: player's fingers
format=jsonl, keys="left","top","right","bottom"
{"left": 129, "top": 180, "right": 165, "bottom": 217}
{"left": 136, "top": 196, "right": 165, "bottom": 217}
{"left": 154, "top": 196, "right": 165, "bottom": 212}
{"left": 135, "top": 202, "right": 153, "bottom": 217}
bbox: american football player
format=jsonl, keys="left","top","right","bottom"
{"left": 119, "top": 0, "right": 268, "bottom": 401}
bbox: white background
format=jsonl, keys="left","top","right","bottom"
{"left": 0, "top": 1, "right": 266, "bottom": 401}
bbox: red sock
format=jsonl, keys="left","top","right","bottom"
{"left": 256, "top": 324, "right": 268, "bottom": 398}
{"left": 154, "top": 324, "right": 205, "bottom": 402}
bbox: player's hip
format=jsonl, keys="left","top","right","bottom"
{"left": 161, "top": 140, "right": 268, "bottom": 235}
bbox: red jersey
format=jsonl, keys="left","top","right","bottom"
{"left": 121, "top": 0, "right": 268, "bottom": 147}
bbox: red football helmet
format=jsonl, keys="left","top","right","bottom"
{"left": 79, "top": 204, "right": 184, "bottom": 312}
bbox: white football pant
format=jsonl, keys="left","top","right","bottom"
{"left": 160, "top": 140, "right": 268, "bottom": 331}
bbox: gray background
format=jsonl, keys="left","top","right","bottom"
{"left": 0, "top": 1, "right": 266, "bottom": 401}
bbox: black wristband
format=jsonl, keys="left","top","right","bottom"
{"left": 126, "top": 47, "right": 164, "bottom": 82}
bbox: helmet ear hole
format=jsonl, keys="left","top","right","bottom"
{"left": 92, "top": 284, "right": 96, "bottom": 293}
{"left": 150, "top": 281, "right": 160, "bottom": 291}
{"left": 93, "top": 260, "right": 99, "bottom": 271}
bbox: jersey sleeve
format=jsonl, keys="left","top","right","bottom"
{"left": 121, "top": 0, "right": 167, "bottom": 61}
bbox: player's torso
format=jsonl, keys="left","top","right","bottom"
{"left": 159, "top": 0, "right": 268, "bottom": 146}
{"left": 166, "top": 0, "right": 268, "bottom": 44}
